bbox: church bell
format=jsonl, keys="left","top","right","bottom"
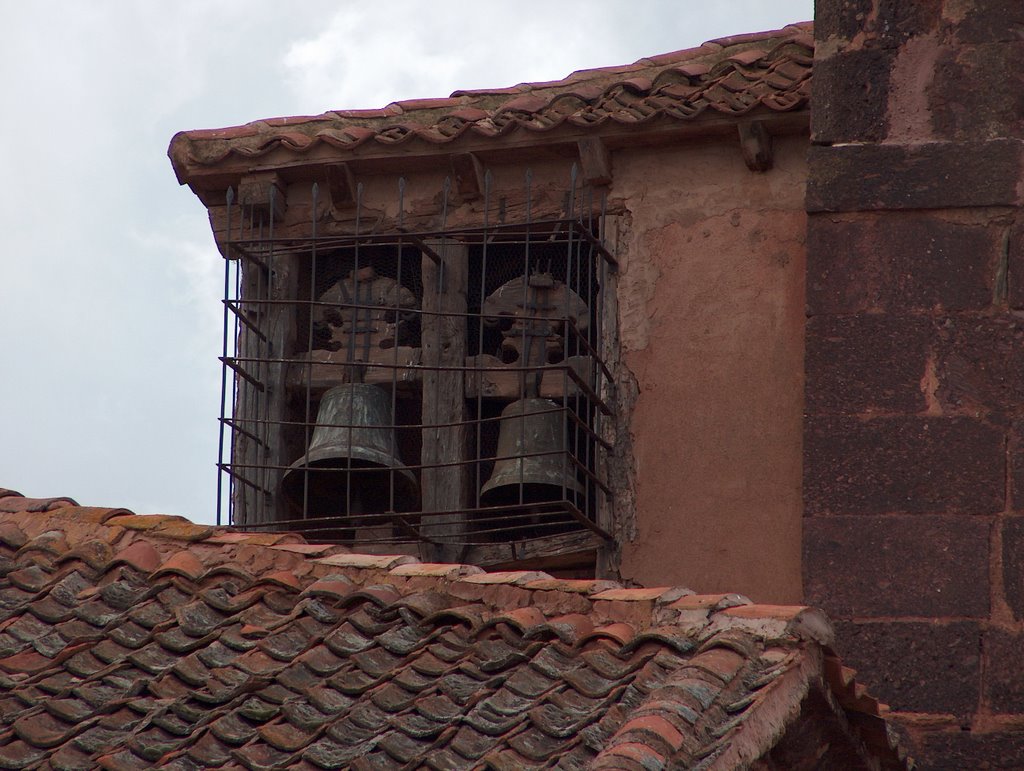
{"left": 281, "top": 384, "right": 418, "bottom": 516}
{"left": 480, "top": 398, "right": 584, "bottom": 506}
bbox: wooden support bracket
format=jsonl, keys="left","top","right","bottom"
{"left": 451, "top": 152, "right": 485, "bottom": 200}
{"left": 737, "top": 121, "right": 773, "bottom": 172}
{"left": 577, "top": 137, "right": 613, "bottom": 186}
{"left": 326, "top": 163, "right": 358, "bottom": 208}
{"left": 238, "top": 172, "right": 287, "bottom": 221}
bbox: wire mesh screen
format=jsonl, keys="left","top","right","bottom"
{"left": 217, "top": 168, "right": 615, "bottom": 564}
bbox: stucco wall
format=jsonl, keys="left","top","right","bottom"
{"left": 612, "top": 134, "right": 807, "bottom": 603}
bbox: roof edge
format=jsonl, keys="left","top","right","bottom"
{"left": 0, "top": 490, "right": 910, "bottom": 767}
{"left": 168, "top": 23, "right": 813, "bottom": 186}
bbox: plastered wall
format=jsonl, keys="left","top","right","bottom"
{"left": 611, "top": 135, "right": 808, "bottom": 603}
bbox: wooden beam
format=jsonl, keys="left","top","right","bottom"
{"left": 450, "top": 152, "right": 485, "bottom": 200}
{"left": 177, "top": 111, "right": 810, "bottom": 188}
{"left": 464, "top": 355, "right": 592, "bottom": 400}
{"left": 287, "top": 349, "right": 422, "bottom": 396}
{"left": 232, "top": 252, "right": 299, "bottom": 525}
{"left": 737, "top": 120, "right": 773, "bottom": 172}
{"left": 325, "top": 163, "right": 358, "bottom": 208}
{"left": 238, "top": 172, "right": 287, "bottom": 221}
{"left": 419, "top": 239, "right": 470, "bottom": 562}
{"left": 577, "top": 137, "right": 612, "bottom": 186}
{"left": 464, "top": 530, "right": 601, "bottom": 570}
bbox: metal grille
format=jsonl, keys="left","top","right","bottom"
{"left": 216, "top": 166, "right": 616, "bottom": 564}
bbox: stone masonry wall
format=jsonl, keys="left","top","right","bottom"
{"left": 805, "top": 1, "right": 1024, "bottom": 768}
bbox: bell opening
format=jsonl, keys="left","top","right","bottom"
{"left": 282, "top": 460, "right": 419, "bottom": 518}
{"left": 480, "top": 481, "right": 578, "bottom": 508}
{"left": 280, "top": 382, "right": 420, "bottom": 531}
{"left": 477, "top": 483, "right": 580, "bottom": 540}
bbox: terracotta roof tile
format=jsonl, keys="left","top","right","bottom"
{"left": 486, "top": 605, "right": 546, "bottom": 632}
{"left": 0, "top": 496, "right": 907, "bottom": 768}
{"left": 388, "top": 562, "right": 483, "bottom": 579}
{"left": 583, "top": 622, "right": 638, "bottom": 648}
{"left": 668, "top": 592, "right": 751, "bottom": 610}
{"left": 314, "top": 552, "right": 416, "bottom": 570}
{"left": 153, "top": 551, "right": 205, "bottom": 581}
{"left": 458, "top": 569, "right": 551, "bottom": 586}
{"left": 266, "top": 542, "right": 338, "bottom": 556}
{"left": 109, "top": 540, "right": 161, "bottom": 573}
{"left": 0, "top": 491, "right": 79, "bottom": 514}
{"left": 591, "top": 586, "right": 674, "bottom": 601}
{"left": 168, "top": 24, "right": 814, "bottom": 181}
{"left": 523, "top": 577, "right": 620, "bottom": 594}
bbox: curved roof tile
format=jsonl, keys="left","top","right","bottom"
{"left": 0, "top": 487, "right": 910, "bottom": 768}
{"left": 169, "top": 23, "right": 813, "bottom": 182}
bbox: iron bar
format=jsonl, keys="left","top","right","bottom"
{"left": 220, "top": 404, "right": 610, "bottom": 449}
{"left": 221, "top": 219, "right": 609, "bottom": 256}
{"left": 397, "top": 231, "right": 442, "bottom": 264}
{"left": 229, "top": 216, "right": 242, "bottom": 527}
{"left": 259, "top": 186, "right": 278, "bottom": 524}
{"left": 565, "top": 164, "right": 579, "bottom": 520}
{"left": 226, "top": 443, "right": 607, "bottom": 497}
{"left": 216, "top": 463, "right": 274, "bottom": 495}
{"left": 224, "top": 247, "right": 270, "bottom": 272}
{"left": 220, "top": 356, "right": 266, "bottom": 391}
{"left": 392, "top": 176, "right": 405, "bottom": 518}
{"left": 217, "top": 187, "right": 234, "bottom": 527}
{"left": 302, "top": 182, "right": 320, "bottom": 519}
{"left": 233, "top": 354, "right": 609, "bottom": 377}
{"left": 566, "top": 317, "right": 615, "bottom": 384}
{"left": 219, "top": 416, "right": 268, "bottom": 448}
{"left": 224, "top": 300, "right": 270, "bottom": 342}
{"left": 227, "top": 500, "right": 611, "bottom": 541}
{"left": 475, "top": 168, "right": 492, "bottom": 512}
{"left": 565, "top": 367, "right": 611, "bottom": 416}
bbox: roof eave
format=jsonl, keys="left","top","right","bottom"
{"left": 170, "top": 106, "right": 810, "bottom": 198}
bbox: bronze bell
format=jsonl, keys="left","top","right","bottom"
{"left": 480, "top": 398, "right": 584, "bottom": 507}
{"left": 281, "top": 384, "right": 418, "bottom": 516}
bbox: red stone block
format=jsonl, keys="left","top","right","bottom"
{"left": 983, "top": 629, "right": 1024, "bottom": 713}
{"left": 814, "top": 0, "right": 939, "bottom": 45}
{"left": 805, "top": 315, "right": 932, "bottom": 414}
{"left": 1014, "top": 429, "right": 1024, "bottom": 509}
{"left": 804, "top": 416, "right": 1005, "bottom": 516}
{"left": 811, "top": 49, "right": 893, "bottom": 144}
{"left": 812, "top": 0, "right": 874, "bottom": 42}
{"left": 951, "top": 0, "right": 1024, "bottom": 45}
{"left": 831, "top": 620, "right": 981, "bottom": 716}
{"left": 915, "top": 728, "right": 1024, "bottom": 770}
{"left": 806, "top": 140, "right": 1024, "bottom": 212}
{"left": 1008, "top": 222, "right": 1024, "bottom": 310}
{"left": 806, "top": 212, "right": 999, "bottom": 314}
{"left": 1001, "top": 516, "right": 1024, "bottom": 620}
{"left": 808, "top": 313, "right": 1024, "bottom": 417}
{"left": 931, "top": 42, "right": 1024, "bottom": 141}
{"left": 934, "top": 316, "right": 1024, "bottom": 416}
{"left": 803, "top": 515, "right": 991, "bottom": 617}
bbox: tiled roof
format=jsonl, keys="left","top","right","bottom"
{"left": 169, "top": 24, "right": 812, "bottom": 181}
{"left": 0, "top": 490, "right": 907, "bottom": 770}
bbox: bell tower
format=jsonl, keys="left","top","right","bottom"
{"left": 209, "top": 168, "right": 615, "bottom": 574}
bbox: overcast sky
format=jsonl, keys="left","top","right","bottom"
{"left": 1, "top": 1, "right": 812, "bottom": 525}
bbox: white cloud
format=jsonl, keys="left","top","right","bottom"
{"left": 282, "top": 2, "right": 812, "bottom": 111}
